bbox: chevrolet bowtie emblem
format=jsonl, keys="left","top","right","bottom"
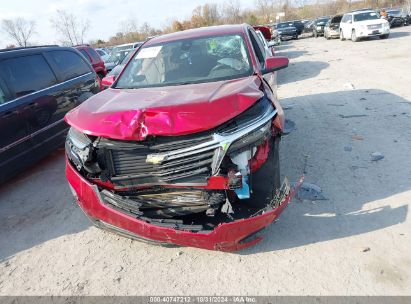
{"left": 146, "top": 154, "right": 167, "bottom": 165}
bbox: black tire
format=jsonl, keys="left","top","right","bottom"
{"left": 294, "top": 35, "right": 299, "bottom": 40}
{"left": 340, "top": 30, "right": 345, "bottom": 41}
{"left": 351, "top": 29, "right": 359, "bottom": 42}
{"left": 379, "top": 34, "right": 389, "bottom": 39}
{"left": 314, "top": 30, "right": 318, "bottom": 38}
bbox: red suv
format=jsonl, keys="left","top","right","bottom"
{"left": 65, "top": 25, "right": 301, "bottom": 251}
{"left": 75, "top": 45, "right": 107, "bottom": 79}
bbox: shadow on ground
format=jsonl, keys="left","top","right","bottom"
{"left": 0, "top": 150, "right": 91, "bottom": 261}
{"left": 278, "top": 61, "right": 329, "bottom": 84}
{"left": 240, "top": 89, "right": 410, "bottom": 254}
{"left": 388, "top": 31, "right": 410, "bottom": 39}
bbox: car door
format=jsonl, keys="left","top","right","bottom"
{"left": 340, "top": 15, "right": 347, "bottom": 36}
{"left": 0, "top": 53, "right": 65, "bottom": 153}
{"left": 342, "top": 15, "right": 352, "bottom": 37}
{"left": 30, "top": 49, "right": 97, "bottom": 149}
{"left": 0, "top": 57, "right": 50, "bottom": 181}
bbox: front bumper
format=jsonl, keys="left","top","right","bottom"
{"left": 279, "top": 33, "right": 297, "bottom": 39}
{"left": 329, "top": 29, "right": 340, "bottom": 37}
{"left": 357, "top": 27, "right": 390, "bottom": 38}
{"left": 66, "top": 158, "right": 302, "bottom": 251}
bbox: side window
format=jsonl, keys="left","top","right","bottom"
{"left": 248, "top": 29, "right": 265, "bottom": 67}
{"left": 79, "top": 49, "right": 91, "bottom": 63}
{"left": 0, "top": 55, "right": 57, "bottom": 98}
{"left": 341, "top": 15, "right": 346, "bottom": 23}
{"left": 87, "top": 48, "right": 101, "bottom": 62}
{"left": 47, "top": 50, "right": 91, "bottom": 82}
{"left": 0, "top": 86, "right": 7, "bottom": 104}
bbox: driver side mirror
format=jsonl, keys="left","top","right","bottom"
{"left": 262, "top": 56, "right": 289, "bottom": 74}
{"left": 101, "top": 75, "right": 116, "bottom": 88}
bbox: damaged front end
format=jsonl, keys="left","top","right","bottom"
{"left": 65, "top": 96, "right": 300, "bottom": 251}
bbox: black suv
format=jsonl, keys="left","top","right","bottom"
{"left": 0, "top": 46, "right": 100, "bottom": 182}
{"left": 311, "top": 16, "right": 330, "bottom": 37}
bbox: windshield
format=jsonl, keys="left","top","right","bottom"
{"left": 387, "top": 10, "right": 401, "bottom": 16}
{"left": 277, "top": 23, "right": 294, "bottom": 29}
{"left": 354, "top": 12, "right": 379, "bottom": 21}
{"left": 120, "top": 49, "right": 135, "bottom": 64}
{"left": 331, "top": 16, "right": 342, "bottom": 23}
{"left": 107, "top": 49, "right": 131, "bottom": 63}
{"left": 115, "top": 34, "right": 252, "bottom": 89}
{"left": 316, "top": 18, "right": 329, "bottom": 24}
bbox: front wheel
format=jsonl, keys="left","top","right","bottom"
{"left": 340, "top": 30, "right": 345, "bottom": 40}
{"left": 379, "top": 34, "right": 389, "bottom": 39}
{"left": 351, "top": 29, "right": 359, "bottom": 42}
{"left": 313, "top": 30, "right": 318, "bottom": 38}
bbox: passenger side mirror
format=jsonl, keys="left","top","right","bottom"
{"left": 262, "top": 57, "right": 289, "bottom": 74}
{"left": 101, "top": 75, "right": 116, "bottom": 88}
{"left": 348, "top": 20, "right": 352, "bottom": 24}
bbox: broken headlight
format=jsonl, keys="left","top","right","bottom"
{"left": 220, "top": 97, "right": 274, "bottom": 135}
{"left": 227, "top": 121, "right": 272, "bottom": 154}
{"left": 65, "top": 127, "right": 100, "bottom": 173}
{"left": 224, "top": 97, "right": 274, "bottom": 154}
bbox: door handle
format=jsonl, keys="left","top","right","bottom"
{"left": 1, "top": 110, "right": 18, "bottom": 119}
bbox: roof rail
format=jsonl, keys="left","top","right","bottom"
{"left": 0, "top": 45, "right": 59, "bottom": 53}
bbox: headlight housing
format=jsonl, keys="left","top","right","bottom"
{"left": 227, "top": 121, "right": 272, "bottom": 154}
{"left": 66, "top": 127, "right": 100, "bottom": 173}
{"left": 219, "top": 97, "right": 274, "bottom": 135}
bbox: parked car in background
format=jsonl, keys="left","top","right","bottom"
{"left": 312, "top": 17, "right": 330, "bottom": 37}
{"left": 75, "top": 45, "right": 107, "bottom": 79}
{"left": 64, "top": 24, "right": 297, "bottom": 251}
{"left": 0, "top": 46, "right": 100, "bottom": 183}
{"left": 253, "top": 25, "right": 272, "bottom": 40}
{"left": 386, "top": 8, "right": 407, "bottom": 27}
{"left": 95, "top": 48, "right": 109, "bottom": 62}
{"left": 104, "top": 42, "right": 143, "bottom": 72}
{"left": 324, "top": 15, "right": 343, "bottom": 39}
{"left": 104, "top": 48, "right": 137, "bottom": 72}
{"left": 255, "top": 30, "right": 275, "bottom": 56}
{"left": 340, "top": 10, "right": 390, "bottom": 41}
{"left": 101, "top": 49, "right": 135, "bottom": 88}
{"left": 292, "top": 20, "right": 305, "bottom": 35}
{"left": 276, "top": 22, "right": 298, "bottom": 40}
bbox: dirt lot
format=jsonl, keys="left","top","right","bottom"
{"left": 1, "top": 26, "right": 410, "bottom": 296}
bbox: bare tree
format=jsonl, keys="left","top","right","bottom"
{"left": 222, "top": 0, "right": 242, "bottom": 23}
{"left": 119, "top": 18, "right": 139, "bottom": 34}
{"left": 1, "top": 18, "right": 36, "bottom": 47}
{"left": 50, "top": 10, "right": 90, "bottom": 46}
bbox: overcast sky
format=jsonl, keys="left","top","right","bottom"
{"left": 0, "top": 0, "right": 254, "bottom": 48}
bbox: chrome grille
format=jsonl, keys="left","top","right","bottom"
{"left": 367, "top": 24, "right": 382, "bottom": 29}
{"left": 99, "top": 134, "right": 216, "bottom": 186}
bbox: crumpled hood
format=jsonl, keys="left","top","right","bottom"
{"left": 65, "top": 76, "right": 264, "bottom": 141}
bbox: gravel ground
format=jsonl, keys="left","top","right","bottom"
{"left": 0, "top": 26, "right": 410, "bottom": 296}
